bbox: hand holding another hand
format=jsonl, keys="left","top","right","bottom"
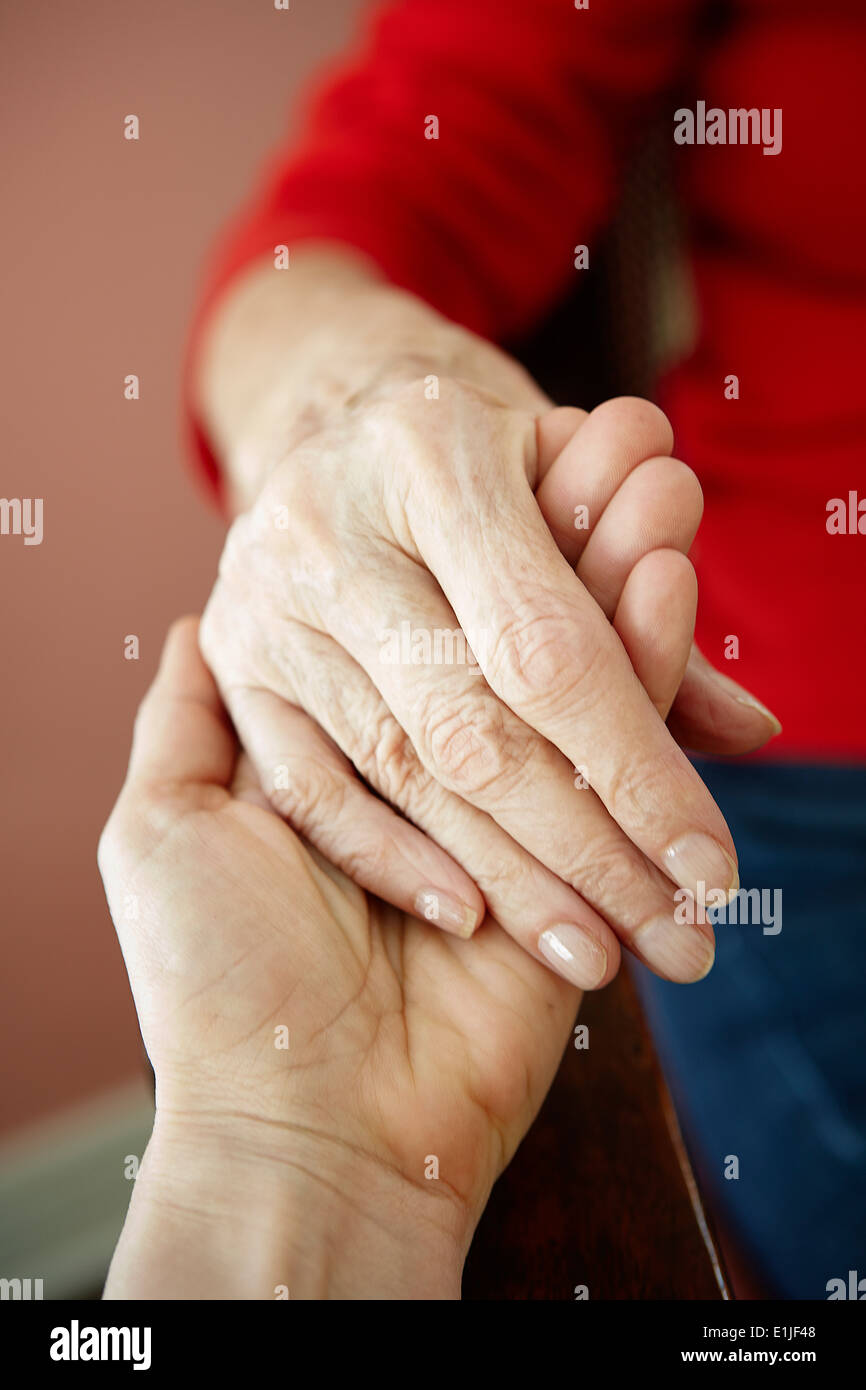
{"left": 200, "top": 376, "right": 778, "bottom": 989}
{"left": 98, "top": 620, "right": 581, "bottom": 1299}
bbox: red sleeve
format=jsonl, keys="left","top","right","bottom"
{"left": 185, "top": 0, "right": 699, "bottom": 503}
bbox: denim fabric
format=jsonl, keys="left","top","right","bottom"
{"left": 635, "top": 759, "right": 866, "bottom": 1300}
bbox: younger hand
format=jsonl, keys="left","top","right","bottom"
{"left": 99, "top": 619, "right": 580, "bottom": 1299}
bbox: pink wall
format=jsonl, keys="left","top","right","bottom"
{"left": 0, "top": 0, "right": 366, "bottom": 1134}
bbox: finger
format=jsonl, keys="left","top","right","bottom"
{"left": 224, "top": 681, "right": 485, "bottom": 940}
{"left": 315, "top": 568, "right": 714, "bottom": 981}
{"left": 404, "top": 478, "right": 739, "bottom": 901}
{"left": 535, "top": 414, "right": 780, "bottom": 753}
{"left": 535, "top": 405, "right": 588, "bottom": 481}
{"left": 668, "top": 645, "right": 782, "bottom": 754}
{"left": 126, "top": 616, "right": 236, "bottom": 791}
{"left": 534, "top": 396, "right": 675, "bottom": 565}
{"left": 213, "top": 620, "right": 624, "bottom": 988}
{"left": 576, "top": 456, "right": 703, "bottom": 618}
{"left": 614, "top": 550, "right": 697, "bottom": 718}
{"left": 538, "top": 414, "right": 699, "bottom": 721}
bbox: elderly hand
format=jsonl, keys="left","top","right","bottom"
{"left": 196, "top": 254, "right": 779, "bottom": 990}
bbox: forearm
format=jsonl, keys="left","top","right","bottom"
{"left": 105, "top": 1115, "right": 468, "bottom": 1301}
{"left": 193, "top": 242, "right": 547, "bottom": 512}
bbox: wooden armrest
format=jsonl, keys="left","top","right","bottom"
{"left": 462, "top": 965, "right": 730, "bottom": 1300}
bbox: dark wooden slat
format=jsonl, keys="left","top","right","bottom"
{"left": 463, "top": 966, "right": 730, "bottom": 1300}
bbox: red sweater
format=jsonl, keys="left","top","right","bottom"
{"left": 188, "top": 0, "right": 866, "bottom": 760}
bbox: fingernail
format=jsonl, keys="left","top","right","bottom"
{"left": 538, "top": 923, "right": 608, "bottom": 989}
{"left": 415, "top": 888, "right": 478, "bottom": 939}
{"left": 633, "top": 914, "right": 715, "bottom": 982}
{"left": 734, "top": 693, "right": 782, "bottom": 736}
{"left": 663, "top": 834, "right": 739, "bottom": 899}
{"left": 706, "top": 668, "right": 782, "bottom": 735}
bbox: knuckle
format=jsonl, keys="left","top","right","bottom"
{"left": 374, "top": 377, "right": 525, "bottom": 496}
{"left": 469, "top": 839, "right": 542, "bottom": 902}
{"left": 340, "top": 832, "right": 391, "bottom": 890}
{"left": 269, "top": 755, "right": 349, "bottom": 830}
{"left": 487, "top": 608, "right": 610, "bottom": 720}
{"left": 353, "top": 708, "right": 427, "bottom": 808}
{"left": 567, "top": 836, "right": 654, "bottom": 910}
{"left": 422, "top": 694, "right": 514, "bottom": 800}
{"left": 252, "top": 475, "right": 346, "bottom": 612}
{"left": 489, "top": 613, "right": 567, "bottom": 702}
{"left": 604, "top": 742, "right": 684, "bottom": 828}
{"left": 603, "top": 757, "right": 652, "bottom": 827}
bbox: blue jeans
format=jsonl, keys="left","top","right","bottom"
{"left": 635, "top": 759, "right": 866, "bottom": 1300}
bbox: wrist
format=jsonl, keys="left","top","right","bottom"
{"left": 195, "top": 248, "right": 546, "bottom": 511}
{"left": 105, "top": 1111, "right": 468, "bottom": 1300}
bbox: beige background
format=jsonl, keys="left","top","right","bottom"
{"left": 0, "top": 0, "right": 366, "bottom": 1136}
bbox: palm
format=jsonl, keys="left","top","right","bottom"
{"left": 116, "top": 781, "right": 577, "bottom": 1213}
{"left": 102, "top": 621, "right": 579, "bottom": 1221}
